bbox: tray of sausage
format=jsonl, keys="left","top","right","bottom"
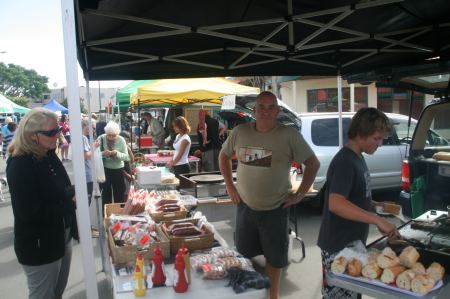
{"left": 147, "top": 195, "right": 188, "bottom": 223}
{"left": 160, "top": 218, "right": 214, "bottom": 254}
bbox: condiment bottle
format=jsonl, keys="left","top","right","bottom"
{"left": 173, "top": 248, "right": 188, "bottom": 293}
{"left": 181, "top": 243, "right": 191, "bottom": 284}
{"left": 135, "top": 254, "right": 147, "bottom": 288}
{"left": 151, "top": 244, "right": 166, "bottom": 286}
{"left": 133, "top": 265, "right": 146, "bottom": 297}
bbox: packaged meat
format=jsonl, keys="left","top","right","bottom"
{"left": 202, "top": 263, "right": 227, "bottom": 280}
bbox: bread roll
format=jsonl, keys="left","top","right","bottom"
{"left": 382, "top": 247, "right": 397, "bottom": 259}
{"left": 331, "top": 256, "right": 347, "bottom": 274}
{"left": 362, "top": 262, "right": 382, "bottom": 279}
{"left": 396, "top": 269, "right": 417, "bottom": 290}
{"left": 347, "top": 258, "right": 363, "bottom": 277}
{"left": 426, "top": 262, "right": 445, "bottom": 281}
{"left": 411, "top": 262, "right": 426, "bottom": 274}
{"left": 368, "top": 250, "right": 381, "bottom": 264}
{"left": 399, "top": 246, "right": 420, "bottom": 268}
{"left": 432, "top": 151, "right": 450, "bottom": 161}
{"left": 411, "top": 274, "right": 435, "bottom": 295}
{"left": 381, "top": 265, "right": 406, "bottom": 284}
{"left": 377, "top": 254, "right": 400, "bottom": 269}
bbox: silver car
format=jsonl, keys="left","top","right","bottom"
{"left": 296, "top": 112, "right": 428, "bottom": 193}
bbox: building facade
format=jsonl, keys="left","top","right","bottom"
{"left": 279, "top": 77, "right": 434, "bottom": 119}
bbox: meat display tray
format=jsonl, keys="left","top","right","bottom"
{"left": 179, "top": 171, "right": 236, "bottom": 199}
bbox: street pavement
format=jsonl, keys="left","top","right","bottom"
{"left": 0, "top": 154, "right": 401, "bottom": 298}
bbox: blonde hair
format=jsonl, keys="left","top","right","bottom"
{"left": 172, "top": 116, "right": 191, "bottom": 134}
{"left": 9, "top": 108, "right": 59, "bottom": 159}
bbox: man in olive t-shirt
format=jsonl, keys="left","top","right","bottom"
{"left": 219, "top": 91, "right": 320, "bottom": 299}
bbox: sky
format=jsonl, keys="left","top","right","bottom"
{"left": 0, "top": 0, "right": 131, "bottom": 89}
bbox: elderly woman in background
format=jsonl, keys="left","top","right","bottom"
{"left": 6, "top": 108, "right": 78, "bottom": 299}
{"left": 97, "top": 121, "right": 129, "bottom": 210}
{"left": 166, "top": 116, "right": 191, "bottom": 177}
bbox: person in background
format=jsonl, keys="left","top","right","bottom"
{"left": 142, "top": 112, "right": 165, "bottom": 149}
{"left": 198, "top": 111, "right": 222, "bottom": 171}
{"left": 95, "top": 114, "right": 107, "bottom": 137}
{"left": 2, "top": 121, "right": 17, "bottom": 159}
{"left": 317, "top": 108, "right": 400, "bottom": 299}
{"left": 219, "top": 91, "right": 320, "bottom": 299}
{"left": 97, "top": 121, "right": 130, "bottom": 212}
{"left": 90, "top": 113, "right": 98, "bottom": 138}
{"left": 59, "top": 114, "right": 71, "bottom": 161}
{"left": 6, "top": 108, "right": 78, "bottom": 299}
{"left": 166, "top": 116, "right": 191, "bottom": 177}
{"left": 119, "top": 131, "right": 135, "bottom": 201}
{"left": 0, "top": 116, "right": 13, "bottom": 144}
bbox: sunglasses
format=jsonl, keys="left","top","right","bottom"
{"left": 37, "top": 126, "right": 62, "bottom": 137}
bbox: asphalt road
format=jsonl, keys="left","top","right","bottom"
{"left": 0, "top": 155, "right": 402, "bottom": 299}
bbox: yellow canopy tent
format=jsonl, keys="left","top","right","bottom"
{"left": 130, "top": 77, "right": 259, "bottom": 105}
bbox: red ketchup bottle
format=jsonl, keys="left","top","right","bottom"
{"left": 173, "top": 248, "right": 189, "bottom": 293}
{"left": 151, "top": 244, "right": 166, "bottom": 286}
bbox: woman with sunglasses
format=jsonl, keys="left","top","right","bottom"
{"left": 166, "top": 116, "right": 191, "bottom": 177}
{"left": 6, "top": 108, "right": 78, "bottom": 299}
{"left": 96, "top": 121, "right": 129, "bottom": 212}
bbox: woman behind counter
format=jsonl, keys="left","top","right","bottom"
{"left": 166, "top": 116, "right": 191, "bottom": 177}
{"left": 97, "top": 121, "right": 129, "bottom": 210}
{"left": 6, "top": 108, "right": 78, "bottom": 299}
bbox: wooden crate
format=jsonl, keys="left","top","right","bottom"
{"left": 107, "top": 224, "right": 170, "bottom": 264}
{"left": 160, "top": 219, "right": 214, "bottom": 254}
{"left": 149, "top": 206, "right": 188, "bottom": 223}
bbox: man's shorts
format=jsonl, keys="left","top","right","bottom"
{"left": 235, "top": 202, "right": 289, "bottom": 268}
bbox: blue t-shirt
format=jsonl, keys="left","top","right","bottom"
{"left": 83, "top": 135, "right": 93, "bottom": 183}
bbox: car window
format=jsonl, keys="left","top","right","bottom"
{"left": 311, "top": 118, "right": 350, "bottom": 146}
{"left": 426, "top": 109, "right": 450, "bottom": 147}
{"left": 391, "top": 119, "right": 416, "bottom": 144}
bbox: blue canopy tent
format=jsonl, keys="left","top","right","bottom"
{"left": 43, "top": 99, "right": 68, "bottom": 114}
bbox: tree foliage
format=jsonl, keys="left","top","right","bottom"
{"left": 0, "top": 63, "right": 50, "bottom": 99}
{"left": 9, "top": 96, "right": 29, "bottom": 108}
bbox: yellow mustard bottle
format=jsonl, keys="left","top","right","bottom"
{"left": 133, "top": 264, "right": 146, "bottom": 297}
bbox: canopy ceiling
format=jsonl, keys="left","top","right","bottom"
{"left": 75, "top": 0, "right": 450, "bottom": 87}
{"left": 130, "top": 78, "right": 259, "bottom": 105}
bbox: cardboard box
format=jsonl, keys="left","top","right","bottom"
{"left": 136, "top": 166, "right": 161, "bottom": 185}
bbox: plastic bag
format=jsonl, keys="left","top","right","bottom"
{"left": 94, "top": 147, "right": 106, "bottom": 183}
{"left": 410, "top": 176, "right": 426, "bottom": 218}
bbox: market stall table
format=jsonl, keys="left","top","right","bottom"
{"left": 145, "top": 154, "right": 200, "bottom": 172}
{"left": 110, "top": 262, "right": 267, "bottom": 299}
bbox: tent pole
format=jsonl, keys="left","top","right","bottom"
{"left": 350, "top": 83, "right": 355, "bottom": 112}
{"left": 61, "top": 0, "right": 99, "bottom": 298}
{"left": 138, "top": 99, "right": 141, "bottom": 152}
{"left": 85, "top": 79, "right": 106, "bottom": 273}
{"left": 337, "top": 73, "right": 343, "bottom": 149}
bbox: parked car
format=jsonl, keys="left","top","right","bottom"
{"left": 297, "top": 112, "right": 423, "bottom": 192}
{"left": 402, "top": 98, "right": 450, "bottom": 214}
